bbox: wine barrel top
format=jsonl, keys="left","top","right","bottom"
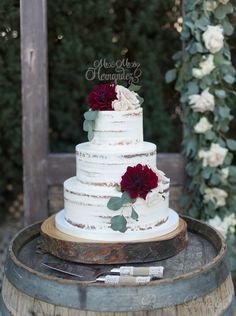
{"left": 3, "top": 216, "right": 229, "bottom": 312}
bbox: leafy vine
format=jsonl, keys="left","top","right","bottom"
{"left": 166, "top": 0, "right": 236, "bottom": 271}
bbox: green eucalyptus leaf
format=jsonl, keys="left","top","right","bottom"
{"left": 121, "top": 191, "right": 136, "bottom": 204}
{"left": 131, "top": 207, "right": 139, "bottom": 221}
{"left": 128, "top": 84, "right": 142, "bottom": 92}
{"left": 87, "top": 121, "right": 94, "bottom": 141}
{"left": 201, "top": 167, "right": 213, "bottom": 180}
{"left": 209, "top": 173, "right": 221, "bottom": 186}
{"left": 189, "top": 207, "right": 200, "bottom": 218}
{"left": 111, "top": 215, "right": 127, "bottom": 233}
{"left": 215, "top": 89, "right": 226, "bottom": 99}
{"left": 88, "top": 131, "right": 94, "bottom": 141}
{"left": 83, "top": 120, "right": 90, "bottom": 132}
{"left": 229, "top": 166, "right": 236, "bottom": 182}
{"left": 218, "top": 106, "right": 230, "bottom": 118}
{"left": 195, "top": 16, "right": 209, "bottom": 30}
{"left": 223, "top": 75, "right": 235, "bottom": 84}
{"left": 107, "top": 197, "right": 123, "bottom": 210}
{"left": 165, "top": 69, "right": 177, "bottom": 83}
{"left": 136, "top": 95, "right": 144, "bottom": 105}
{"left": 187, "top": 81, "right": 199, "bottom": 94}
{"left": 84, "top": 110, "right": 98, "bottom": 120}
{"left": 224, "top": 153, "right": 233, "bottom": 165}
{"left": 116, "top": 185, "right": 121, "bottom": 192}
{"left": 214, "top": 3, "right": 233, "bottom": 19}
{"left": 189, "top": 42, "right": 204, "bottom": 54}
{"left": 205, "top": 130, "right": 215, "bottom": 141}
{"left": 227, "top": 139, "right": 236, "bottom": 151}
{"left": 186, "top": 162, "right": 200, "bottom": 177}
{"left": 172, "top": 51, "right": 182, "bottom": 61}
{"left": 223, "top": 20, "right": 234, "bottom": 36}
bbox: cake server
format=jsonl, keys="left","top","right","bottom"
{"left": 42, "top": 263, "right": 153, "bottom": 284}
{"left": 42, "top": 262, "right": 164, "bottom": 277}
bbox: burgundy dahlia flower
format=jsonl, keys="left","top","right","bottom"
{"left": 121, "top": 164, "right": 158, "bottom": 200}
{"left": 87, "top": 83, "right": 117, "bottom": 111}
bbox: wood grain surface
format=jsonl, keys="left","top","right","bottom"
{"left": 1, "top": 216, "right": 235, "bottom": 315}
{"left": 40, "top": 215, "right": 188, "bottom": 264}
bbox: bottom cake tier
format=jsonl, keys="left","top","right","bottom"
{"left": 55, "top": 208, "right": 179, "bottom": 242}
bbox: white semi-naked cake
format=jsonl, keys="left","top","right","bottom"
{"left": 55, "top": 83, "right": 179, "bottom": 242}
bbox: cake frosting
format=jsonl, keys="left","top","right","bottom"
{"left": 55, "top": 84, "right": 179, "bottom": 242}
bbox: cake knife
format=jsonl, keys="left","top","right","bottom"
{"left": 111, "top": 266, "right": 164, "bottom": 277}
{"left": 42, "top": 262, "right": 164, "bottom": 280}
{"left": 42, "top": 263, "right": 153, "bottom": 284}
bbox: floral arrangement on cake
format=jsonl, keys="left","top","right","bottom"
{"left": 83, "top": 83, "right": 143, "bottom": 140}
{"left": 107, "top": 164, "right": 159, "bottom": 233}
{"left": 166, "top": 1, "right": 236, "bottom": 269}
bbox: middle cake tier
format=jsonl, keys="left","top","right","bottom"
{"left": 76, "top": 141, "right": 157, "bottom": 187}
{"left": 61, "top": 141, "right": 171, "bottom": 241}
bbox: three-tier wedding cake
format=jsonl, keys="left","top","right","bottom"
{"left": 55, "top": 83, "right": 179, "bottom": 242}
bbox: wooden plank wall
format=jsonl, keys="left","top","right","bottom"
{"left": 21, "top": 0, "right": 49, "bottom": 224}
{"left": 21, "top": 0, "right": 186, "bottom": 224}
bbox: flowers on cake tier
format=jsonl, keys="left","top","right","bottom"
{"left": 83, "top": 83, "right": 144, "bottom": 140}
{"left": 87, "top": 83, "right": 142, "bottom": 111}
{"left": 107, "top": 164, "right": 159, "bottom": 233}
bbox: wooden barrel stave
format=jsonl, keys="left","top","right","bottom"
{"left": 1, "top": 216, "right": 235, "bottom": 316}
{"left": 1, "top": 276, "right": 236, "bottom": 316}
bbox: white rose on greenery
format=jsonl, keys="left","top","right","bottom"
{"left": 198, "top": 143, "right": 228, "bottom": 167}
{"left": 204, "top": 187, "right": 228, "bottom": 208}
{"left": 194, "top": 117, "right": 213, "bottom": 133}
{"left": 192, "top": 55, "right": 215, "bottom": 79}
{"left": 203, "top": 25, "right": 224, "bottom": 54}
{"left": 189, "top": 88, "right": 215, "bottom": 112}
{"left": 224, "top": 213, "right": 236, "bottom": 234}
{"left": 205, "top": 1, "right": 218, "bottom": 11}
{"left": 220, "top": 167, "right": 229, "bottom": 183}
{"left": 208, "top": 215, "right": 228, "bottom": 237}
{"left": 208, "top": 213, "right": 236, "bottom": 238}
{"left": 219, "top": 0, "right": 230, "bottom": 4}
{"left": 112, "top": 85, "right": 140, "bottom": 111}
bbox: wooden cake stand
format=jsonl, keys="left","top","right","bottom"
{"left": 41, "top": 214, "right": 188, "bottom": 264}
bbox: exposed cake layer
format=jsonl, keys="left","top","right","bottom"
{"left": 91, "top": 108, "right": 143, "bottom": 146}
{"left": 62, "top": 174, "right": 170, "bottom": 241}
{"left": 76, "top": 142, "right": 156, "bottom": 187}
{"left": 56, "top": 208, "right": 179, "bottom": 242}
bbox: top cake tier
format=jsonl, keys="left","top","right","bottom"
{"left": 90, "top": 108, "right": 143, "bottom": 147}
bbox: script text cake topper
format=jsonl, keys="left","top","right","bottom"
{"left": 85, "top": 58, "right": 142, "bottom": 84}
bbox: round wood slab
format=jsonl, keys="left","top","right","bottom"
{"left": 40, "top": 214, "right": 188, "bottom": 264}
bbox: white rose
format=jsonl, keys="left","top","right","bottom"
{"left": 208, "top": 215, "right": 228, "bottom": 237}
{"left": 224, "top": 214, "right": 236, "bottom": 234}
{"left": 189, "top": 88, "right": 215, "bottom": 112}
{"left": 199, "top": 143, "right": 228, "bottom": 167}
{"left": 219, "top": 0, "right": 230, "bottom": 4}
{"left": 208, "top": 213, "right": 236, "bottom": 238}
{"left": 192, "top": 55, "right": 215, "bottom": 79}
{"left": 204, "top": 187, "right": 228, "bottom": 208}
{"left": 220, "top": 167, "right": 229, "bottom": 183}
{"left": 112, "top": 85, "right": 140, "bottom": 111}
{"left": 203, "top": 25, "right": 224, "bottom": 54}
{"left": 112, "top": 99, "right": 129, "bottom": 111}
{"left": 194, "top": 117, "right": 213, "bottom": 133}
